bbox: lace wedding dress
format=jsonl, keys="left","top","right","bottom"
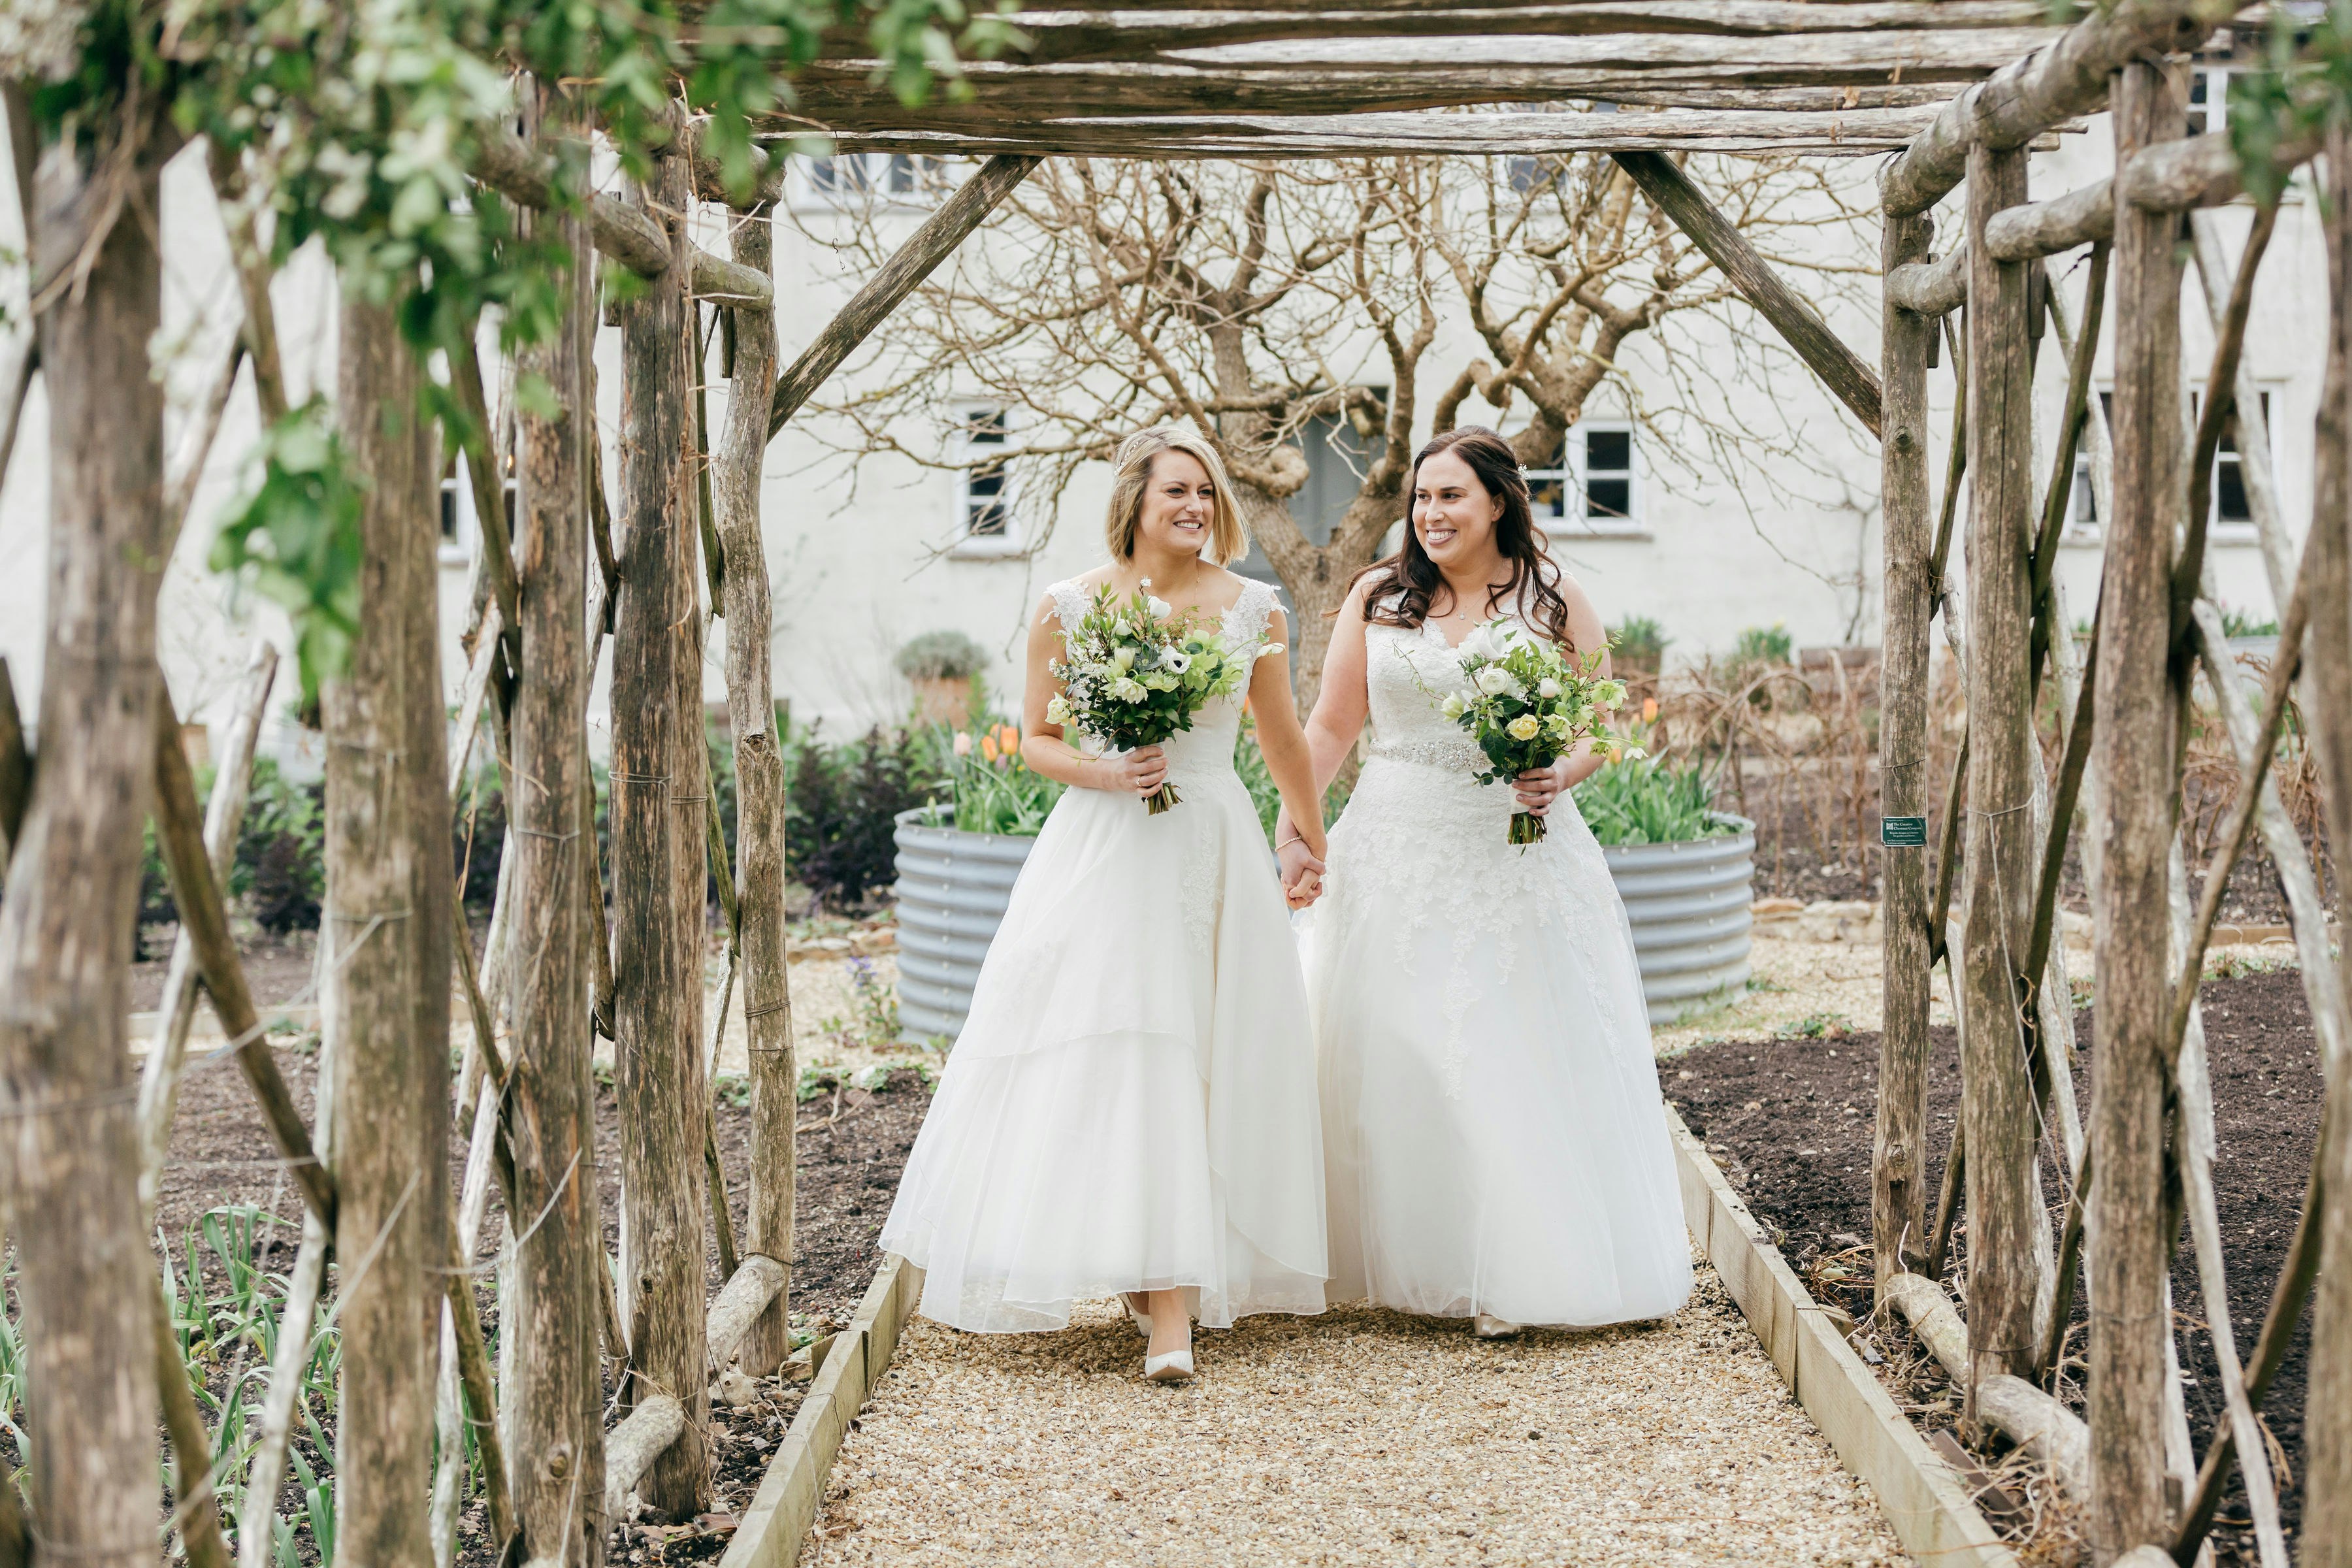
{"left": 881, "top": 578, "right": 1329, "bottom": 1333}
{"left": 1299, "top": 610, "right": 1693, "bottom": 1327}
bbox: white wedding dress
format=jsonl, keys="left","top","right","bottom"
{"left": 881, "top": 578, "right": 1329, "bottom": 1333}
{"left": 1300, "top": 608, "right": 1693, "bottom": 1327}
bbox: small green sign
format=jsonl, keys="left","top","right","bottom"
{"left": 1880, "top": 815, "right": 1929, "bottom": 848}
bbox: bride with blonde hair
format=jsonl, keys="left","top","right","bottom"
{"left": 881, "top": 426, "right": 1331, "bottom": 1381}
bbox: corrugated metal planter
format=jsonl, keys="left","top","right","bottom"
{"left": 1601, "top": 812, "right": 1756, "bottom": 1026}
{"left": 892, "top": 806, "right": 1036, "bottom": 1044}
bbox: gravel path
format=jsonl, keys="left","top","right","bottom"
{"left": 803, "top": 1254, "right": 1912, "bottom": 1567}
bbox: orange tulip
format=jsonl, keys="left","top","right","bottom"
{"left": 980, "top": 732, "right": 1000, "bottom": 762}
{"left": 996, "top": 723, "right": 1021, "bottom": 755}
{"left": 1641, "top": 696, "right": 1659, "bottom": 724}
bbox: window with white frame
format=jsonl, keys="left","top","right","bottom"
{"left": 437, "top": 432, "right": 520, "bottom": 565}
{"left": 950, "top": 406, "right": 1017, "bottom": 556}
{"left": 1527, "top": 423, "right": 1641, "bottom": 533}
{"left": 2063, "top": 386, "right": 2274, "bottom": 541}
{"left": 2185, "top": 65, "right": 2226, "bottom": 137}
{"left": 797, "top": 152, "right": 942, "bottom": 208}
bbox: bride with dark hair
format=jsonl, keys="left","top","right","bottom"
{"left": 1276, "top": 425, "right": 1691, "bottom": 1336}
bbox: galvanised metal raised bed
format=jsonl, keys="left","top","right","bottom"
{"left": 1600, "top": 812, "right": 1756, "bottom": 1026}
{"left": 890, "top": 806, "right": 1036, "bottom": 1045}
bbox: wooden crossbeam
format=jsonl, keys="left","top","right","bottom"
{"left": 900, "top": 3, "right": 2069, "bottom": 65}
{"left": 1612, "top": 150, "right": 1883, "bottom": 436}
{"left": 1886, "top": 118, "right": 2324, "bottom": 319}
{"left": 473, "top": 127, "right": 772, "bottom": 304}
{"left": 767, "top": 154, "right": 1038, "bottom": 439}
{"left": 1879, "top": 0, "right": 2219, "bottom": 216}
{"left": 827, "top": 106, "right": 1948, "bottom": 159}
{"left": 786, "top": 31, "right": 2043, "bottom": 128}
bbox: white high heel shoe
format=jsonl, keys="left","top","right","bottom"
{"left": 1473, "top": 1313, "right": 1523, "bottom": 1339}
{"left": 1143, "top": 1348, "right": 1194, "bottom": 1383}
{"left": 1123, "top": 1293, "right": 1152, "bottom": 1339}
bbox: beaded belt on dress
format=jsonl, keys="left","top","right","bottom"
{"left": 1367, "top": 738, "right": 1485, "bottom": 770}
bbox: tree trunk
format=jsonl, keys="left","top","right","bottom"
{"left": 504, "top": 80, "right": 608, "bottom": 1565}
{"left": 1874, "top": 203, "right": 1936, "bottom": 1294}
{"left": 611, "top": 137, "right": 711, "bottom": 1518}
{"left": 713, "top": 207, "right": 797, "bottom": 1374}
{"left": 323, "top": 293, "right": 444, "bottom": 1568}
{"left": 2088, "top": 59, "right": 2185, "bottom": 1564}
{"left": 0, "top": 135, "right": 167, "bottom": 1568}
{"left": 1245, "top": 482, "right": 1399, "bottom": 717}
{"left": 2297, "top": 119, "right": 2352, "bottom": 1568}
{"left": 1959, "top": 139, "right": 2041, "bottom": 1416}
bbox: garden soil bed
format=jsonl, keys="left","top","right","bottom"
{"left": 10, "top": 1026, "right": 934, "bottom": 1568}
{"left": 1665, "top": 966, "right": 2320, "bottom": 1565}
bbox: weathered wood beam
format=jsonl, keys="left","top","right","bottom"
{"left": 768, "top": 153, "right": 1037, "bottom": 439}
{"left": 1957, "top": 137, "right": 2042, "bottom": 1431}
{"left": 830, "top": 105, "right": 1950, "bottom": 158}
{"left": 789, "top": 51, "right": 2012, "bottom": 127}
{"left": 472, "top": 126, "right": 772, "bottom": 304}
{"left": 136, "top": 644, "right": 278, "bottom": 1213}
{"left": 1874, "top": 201, "right": 1935, "bottom": 1294}
{"left": 962, "top": 3, "right": 2066, "bottom": 63}
{"left": 1884, "top": 1271, "right": 2091, "bottom": 1499}
{"left": 705, "top": 1254, "right": 790, "bottom": 1375}
{"left": 1612, "top": 150, "right": 1881, "bottom": 436}
{"left": 1880, "top": 0, "right": 2219, "bottom": 216}
{"left": 150, "top": 682, "right": 337, "bottom": 1232}
{"left": 613, "top": 133, "right": 714, "bottom": 1518}
{"left": 604, "top": 1394, "right": 687, "bottom": 1522}
{"left": 1976, "top": 118, "right": 2326, "bottom": 264}
{"left": 506, "top": 76, "right": 606, "bottom": 1568}
{"left": 2298, "top": 119, "right": 2352, "bottom": 1565}
{"left": 1884, "top": 242, "right": 1966, "bottom": 317}
{"left": 2089, "top": 57, "right": 2188, "bottom": 1560}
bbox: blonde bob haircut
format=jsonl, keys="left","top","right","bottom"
{"left": 1103, "top": 427, "right": 1247, "bottom": 566}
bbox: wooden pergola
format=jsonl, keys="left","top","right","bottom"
{"left": 3, "top": 3, "right": 2347, "bottom": 1566}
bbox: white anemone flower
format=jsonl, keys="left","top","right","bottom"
{"left": 1474, "top": 666, "right": 1519, "bottom": 697}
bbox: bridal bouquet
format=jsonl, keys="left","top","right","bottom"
{"left": 1046, "top": 583, "right": 1276, "bottom": 813}
{"left": 1431, "top": 617, "right": 1641, "bottom": 845}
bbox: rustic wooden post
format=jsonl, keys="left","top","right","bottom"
{"left": 2089, "top": 57, "right": 2187, "bottom": 1562}
{"left": 2300, "top": 118, "right": 2352, "bottom": 1568}
{"left": 1874, "top": 201, "right": 1936, "bottom": 1294}
{"left": 611, "top": 133, "right": 711, "bottom": 1517}
{"left": 0, "top": 132, "right": 167, "bottom": 1568}
{"left": 1958, "top": 139, "right": 2042, "bottom": 1416}
{"left": 504, "top": 80, "right": 609, "bottom": 1565}
{"left": 713, "top": 206, "right": 797, "bottom": 1373}
{"left": 323, "top": 294, "right": 445, "bottom": 1568}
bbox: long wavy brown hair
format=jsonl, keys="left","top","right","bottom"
{"left": 1351, "top": 426, "right": 1575, "bottom": 650}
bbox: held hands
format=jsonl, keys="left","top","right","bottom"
{"left": 1099, "top": 744, "right": 1168, "bottom": 798}
{"left": 1512, "top": 759, "right": 1571, "bottom": 817}
{"left": 1277, "top": 835, "right": 1326, "bottom": 910}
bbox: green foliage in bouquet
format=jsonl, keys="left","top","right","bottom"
{"left": 1047, "top": 584, "right": 1270, "bottom": 815}
{"left": 1426, "top": 617, "right": 1640, "bottom": 845}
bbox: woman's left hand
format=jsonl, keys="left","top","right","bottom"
{"left": 1512, "top": 760, "right": 1568, "bottom": 816}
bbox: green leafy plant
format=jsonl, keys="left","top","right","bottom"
{"left": 1572, "top": 743, "right": 1736, "bottom": 846}
{"left": 894, "top": 630, "right": 992, "bottom": 683}
{"left": 783, "top": 722, "right": 934, "bottom": 910}
{"left": 1606, "top": 614, "right": 1669, "bottom": 672}
{"left": 208, "top": 403, "right": 367, "bottom": 703}
{"left": 2218, "top": 603, "right": 2280, "bottom": 639}
{"left": 938, "top": 721, "right": 1064, "bottom": 836}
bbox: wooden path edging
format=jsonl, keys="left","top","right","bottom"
{"left": 719, "top": 1252, "right": 923, "bottom": 1568}
{"left": 719, "top": 1125, "right": 2014, "bottom": 1568}
{"left": 1665, "top": 1103, "right": 2019, "bottom": 1568}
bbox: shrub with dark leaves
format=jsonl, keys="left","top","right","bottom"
{"left": 784, "top": 725, "right": 937, "bottom": 911}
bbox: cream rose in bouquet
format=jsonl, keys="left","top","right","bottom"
{"left": 1429, "top": 617, "right": 1642, "bottom": 845}
{"left": 1046, "top": 582, "right": 1278, "bottom": 813}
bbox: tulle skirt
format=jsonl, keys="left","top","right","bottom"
{"left": 1301, "top": 759, "right": 1693, "bottom": 1328}
{"left": 881, "top": 766, "right": 1328, "bottom": 1333}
